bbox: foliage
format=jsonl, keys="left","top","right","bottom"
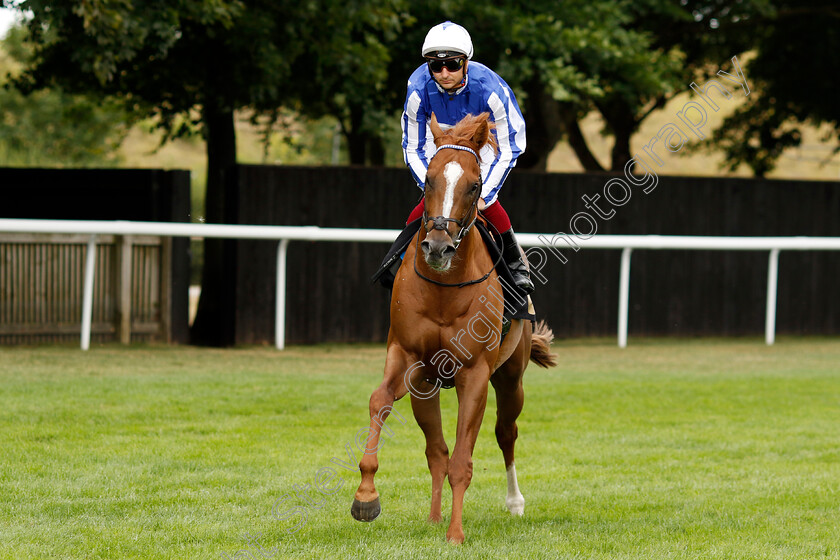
{"left": 706, "top": 89, "right": 804, "bottom": 177}
{"left": 353, "top": 0, "right": 697, "bottom": 171}
{"left": 6, "top": 0, "right": 410, "bottom": 146}
{"left": 5, "top": 0, "right": 835, "bottom": 178}
{"left": 351, "top": 0, "right": 837, "bottom": 174}
{"left": 2, "top": 0, "right": 415, "bottom": 344}
{"left": 508, "top": 0, "right": 689, "bottom": 169}
{"left": 8, "top": 0, "right": 282, "bottom": 137}
{"left": 0, "top": 25, "right": 128, "bottom": 167}
{"left": 492, "top": 0, "right": 777, "bottom": 170}
{"left": 283, "top": 1, "right": 408, "bottom": 165}
{"left": 707, "top": 0, "right": 840, "bottom": 176}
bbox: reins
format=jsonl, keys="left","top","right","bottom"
{"left": 413, "top": 143, "right": 505, "bottom": 288}
{"left": 413, "top": 216, "right": 504, "bottom": 288}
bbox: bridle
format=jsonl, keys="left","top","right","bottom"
{"left": 421, "top": 144, "right": 482, "bottom": 249}
{"left": 413, "top": 143, "right": 504, "bottom": 288}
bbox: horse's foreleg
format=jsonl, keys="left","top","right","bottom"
{"left": 410, "top": 392, "right": 448, "bottom": 523}
{"left": 351, "top": 345, "right": 411, "bottom": 522}
{"left": 446, "top": 368, "right": 490, "bottom": 544}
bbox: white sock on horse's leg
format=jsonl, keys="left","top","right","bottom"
{"left": 505, "top": 463, "right": 525, "bottom": 516}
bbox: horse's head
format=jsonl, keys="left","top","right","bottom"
{"left": 421, "top": 113, "right": 497, "bottom": 272}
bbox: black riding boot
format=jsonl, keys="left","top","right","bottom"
{"left": 501, "top": 228, "right": 534, "bottom": 294}
{"left": 371, "top": 219, "right": 422, "bottom": 290}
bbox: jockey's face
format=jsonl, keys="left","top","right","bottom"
{"left": 428, "top": 57, "right": 466, "bottom": 91}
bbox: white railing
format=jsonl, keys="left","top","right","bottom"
{"left": 1, "top": 218, "right": 839, "bottom": 350}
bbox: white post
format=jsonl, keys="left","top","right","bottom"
{"left": 275, "top": 239, "right": 290, "bottom": 350}
{"left": 81, "top": 235, "right": 97, "bottom": 351}
{"left": 618, "top": 247, "right": 633, "bottom": 348}
{"left": 765, "top": 248, "right": 780, "bottom": 346}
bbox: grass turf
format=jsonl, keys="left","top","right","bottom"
{"left": 0, "top": 338, "right": 838, "bottom": 559}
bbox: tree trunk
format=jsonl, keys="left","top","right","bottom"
{"left": 515, "top": 73, "right": 606, "bottom": 172}
{"left": 610, "top": 117, "right": 634, "bottom": 171}
{"left": 515, "top": 77, "right": 565, "bottom": 170}
{"left": 190, "top": 103, "right": 237, "bottom": 346}
{"left": 596, "top": 98, "right": 638, "bottom": 171}
{"left": 559, "top": 105, "right": 606, "bottom": 172}
{"left": 339, "top": 101, "right": 385, "bottom": 166}
{"left": 346, "top": 105, "right": 368, "bottom": 165}
{"left": 368, "top": 135, "right": 385, "bottom": 166}
{"left": 346, "top": 131, "right": 366, "bottom": 164}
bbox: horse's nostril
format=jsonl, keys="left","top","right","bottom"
{"left": 421, "top": 237, "right": 455, "bottom": 259}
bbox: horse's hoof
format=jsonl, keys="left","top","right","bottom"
{"left": 446, "top": 529, "right": 465, "bottom": 544}
{"left": 351, "top": 497, "right": 381, "bottom": 522}
{"left": 506, "top": 495, "right": 525, "bottom": 516}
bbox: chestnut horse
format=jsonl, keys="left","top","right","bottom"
{"left": 351, "top": 113, "right": 558, "bottom": 543}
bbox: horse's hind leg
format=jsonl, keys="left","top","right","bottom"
{"left": 490, "top": 337, "right": 529, "bottom": 516}
{"left": 351, "top": 343, "right": 412, "bottom": 522}
{"left": 410, "top": 392, "right": 449, "bottom": 523}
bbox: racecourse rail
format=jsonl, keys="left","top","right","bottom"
{"left": 2, "top": 218, "right": 840, "bottom": 350}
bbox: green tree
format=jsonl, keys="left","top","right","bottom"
{"left": 341, "top": 1, "right": 691, "bottom": 172}
{"left": 4, "top": 0, "right": 406, "bottom": 344}
{"left": 500, "top": 0, "right": 684, "bottom": 171}
{"left": 458, "top": 0, "right": 836, "bottom": 175}
{"left": 285, "top": 3, "right": 407, "bottom": 165}
{"left": 0, "top": 25, "right": 128, "bottom": 167}
{"left": 334, "top": 0, "right": 807, "bottom": 174}
{"left": 497, "top": 0, "right": 765, "bottom": 171}
{"left": 703, "top": 0, "right": 840, "bottom": 176}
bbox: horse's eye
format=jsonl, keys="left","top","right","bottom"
{"left": 469, "top": 183, "right": 479, "bottom": 193}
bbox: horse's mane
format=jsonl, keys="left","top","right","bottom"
{"left": 437, "top": 113, "right": 498, "bottom": 155}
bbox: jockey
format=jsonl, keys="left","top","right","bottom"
{"left": 401, "top": 21, "right": 533, "bottom": 294}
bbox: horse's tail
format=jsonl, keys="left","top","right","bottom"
{"left": 529, "top": 320, "right": 559, "bottom": 368}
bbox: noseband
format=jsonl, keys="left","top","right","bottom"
{"left": 421, "top": 144, "right": 482, "bottom": 249}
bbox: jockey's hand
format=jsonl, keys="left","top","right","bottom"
{"left": 478, "top": 199, "right": 487, "bottom": 211}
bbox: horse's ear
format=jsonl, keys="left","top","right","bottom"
{"left": 429, "top": 113, "right": 444, "bottom": 141}
{"left": 472, "top": 113, "right": 492, "bottom": 151}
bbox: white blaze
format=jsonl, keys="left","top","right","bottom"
{"left": 442, "top": 161, "right": 463, "bottom": 219}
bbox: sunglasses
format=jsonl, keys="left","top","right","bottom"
{"left": 426, "top": 57, "right": 466, "bottom": 73}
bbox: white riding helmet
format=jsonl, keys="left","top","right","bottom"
{"left": 421, "top": 21, "right": 474, "bottom": 60}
